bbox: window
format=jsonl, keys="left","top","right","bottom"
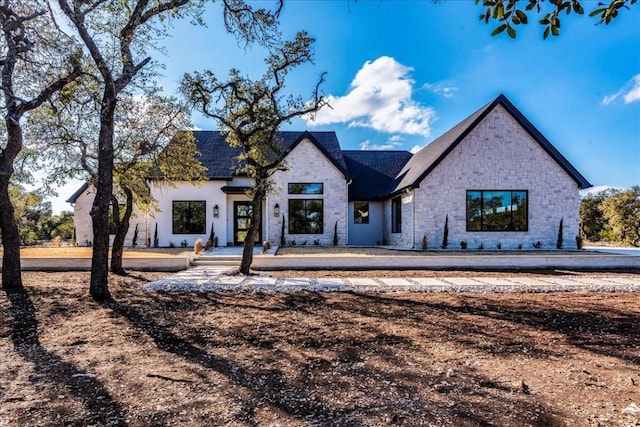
{"left": 172, "top": 201, "right": 206, "bottom": 234}
{"left": 354, "top": 202, "right": 369, "bottom": 224}
{"left": 289, "top": 199, "right": 323, "bottom": 234}
{"left": 288, "top": 183, "right": 323, "bottom": 194}
{"left": 466, "top": 190, "right": 528, "bottom": 231}
{"left": 391, "top": 196, "right": 401, "bottom": 233}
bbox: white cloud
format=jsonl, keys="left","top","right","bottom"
{"left": 410, "top": 144, "right": 424, "bottom": 154}
{"left": 308, "top": 56, "right": 436, "bottom": 137}
{"left": 623, "top": 75, "right": 640, "bottom": 103}
{"left": 423, "top": 82, "right": 459, "bottom": 98}
{"left": 360, "top": 135, "right": 404, "bottom": 151}
{"left": 602, "top": 74, "right": 640, "bottom": 105}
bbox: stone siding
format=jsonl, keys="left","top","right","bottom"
{"left": 267, "top": 138, "right": 348, "bottom": 246}
{"left": 413, "top": 105, "right": 580, "bottom": 250}
{"left": 383, "top": 191, "right": 414, "bottom": 247}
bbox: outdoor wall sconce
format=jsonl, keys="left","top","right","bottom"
{"left": 213, "top": 205, "right": 219, "bottom": 218}
{"left": 274, "top": 203, "right": 280, "bottom": 217}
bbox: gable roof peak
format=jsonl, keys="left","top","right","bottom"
{"left": 391, "top": 94, "right": 591, "bottom": 193}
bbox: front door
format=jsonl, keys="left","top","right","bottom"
{"left": 234, "top": 201, "right": 261, "bottom": 245}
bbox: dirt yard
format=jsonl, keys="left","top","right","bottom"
{"left": 1, "top": 271, "right": 639, "bottom": 426}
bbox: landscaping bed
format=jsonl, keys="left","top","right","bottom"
{"left": 1, "top": 271, "right": 639, "bottom": 426}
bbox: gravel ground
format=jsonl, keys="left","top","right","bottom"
{"left": 141, "top": 268, "right": 640, "bottom": 293}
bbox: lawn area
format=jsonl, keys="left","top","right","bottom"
{"left": 1, "top": 272, "right": 638, "bottom": 426}
{"left": 3, "top": 247, "right": 190, "bottom": 258}
{"left": 276, "top": 246, "right": 587, "bottom": 256}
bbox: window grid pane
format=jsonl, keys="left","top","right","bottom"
{"left": 465, "top": 191, "right": 528, "bottom": 232}
{"left": 289, "top": 199, "right": 323, "bottom": 234}
{"left": 172, "top": 201, "right": 206, "bottom": 234}
{"left": 354, "top": 202, "right": 369, "bottom": 224}
{"left": 288, "top": 183, "right": 323, "bottom": 194}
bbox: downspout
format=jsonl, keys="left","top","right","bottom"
{"left": 411, "top": 188, "right": 415, "bottom": 249}
{"left": 345, "top": 179, "right": 352, "bottom": 245}
{"left": 264, "top": 196, "right": 269, "bottom": 245}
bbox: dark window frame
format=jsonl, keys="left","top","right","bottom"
{"left": 288, "top": 183, "right": 324, "bottom": 195}
{"left": 354, "top": 202, "right": 370, "bottom": 224}
{"left": 466, "top": 190, "right": 528, "bottom": 232}
{"left": 391, "top": 196, "right": 402, "bottom": 233}
{"left": 288, "top": 199, "right": 324, "bottom": 234}
{"left": 172, "top": 200, "right": 207, "bottom": 234}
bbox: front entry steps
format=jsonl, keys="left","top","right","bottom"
{"left": 191, "top": 255, "right": 241, "bottom": 268}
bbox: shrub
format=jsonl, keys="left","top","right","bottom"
{"left": 314, "top": 239, "right": 320, "bottom": 246}
{"left": 280, "top": 215, "right": 286, "bottom": 247}
{"left": 181, "top": 240, "right": 188, "bottom": 248}
{"left": 496, "top": 242, "right": 502, "bottom": 250}
{"left": 169, "top": 241, "right": 176, "bottom": 248}
{"left": 556, "top": 217, "right": 564, "bottom": 249}
{"left": 132, "top": 224, "right": 139, "bottom": 247}
{"left": 441, "top": 215, "right": 449, "bottom": 249}
{"left": 54, "top": 235, "right": 61, "bottom": 247}
{"left": 518, "top": 243, "right": 523, "bottom": 250}
{"left": 460, "top": 240, "right": 468, "bottom": 249}
{"left": 533, "top": 241, "right": 543, "bottom": 249}
{"left": 421, "top": 234, "right": 427, "bottom": 250}
{"left": 333, "top": 221, "right": 338, "bottom": 246}
{"left": 478, "top": 242, "right": 484, "bottom": 250}
{"left": 194, "top": 238, "right": 203, "bottom": 254}
{"left": 576, "top": 235, "right": 583, "bottom": 250}
{"left": 153, "top": 223, "right": 159, "bottom": 248}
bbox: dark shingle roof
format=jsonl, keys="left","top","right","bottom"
{"left": 342, "top": 150, "right": 413, "bottom": 200}
{"left": 66, "top": 182, "right": 90, "bottom": 203}
{"left": 391, "top": 94, "right": 591, "bottom": 193}
{"left": 193, "top": 130, "right": 350, "bottom": 179}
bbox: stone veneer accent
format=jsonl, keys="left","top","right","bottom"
{"left": 267, "top": 138, "right": 348, "bottom": 246}
{"left": 412, "top": 105, "right": 580, "bottom": 250}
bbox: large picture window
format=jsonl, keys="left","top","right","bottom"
{"left": 288, "top": 183, "right": 323, "bottom": 194}
{"left": 289, "top": 199, "right": 323, "bottom": 234}
{"left": 354, "top": 202, "right": 369, "bottom": 224}
{"left": 466, "top": 190, "right": 527, "bottom": 231}
{"left": 391, "top": 196, "right": 401, "bottom": 233}
{"left": 172, "top": 201, "right": 206, "bottom": 234}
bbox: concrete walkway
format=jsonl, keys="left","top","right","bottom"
{"left": 142, "top": 266, "right": 640, "bottom": 293}
{"left": 139, "top": 245, "right": 640, "bottom": 293}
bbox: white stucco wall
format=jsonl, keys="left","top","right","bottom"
{"left": 149, "top": 180, "right": 232, "bottom": 248}
{"left": 348, "top": 201, "right": 384, "bottom": 246}
{"left": 413, "top": 105, "right": 581, "bottom": 250}
{"left": 267, "top": 138, "right": 348, "bottom": 246}
{"left": 70, "top": 185, "right": 148, "bottom": 247}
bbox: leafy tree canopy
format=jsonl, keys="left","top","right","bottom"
{"left": 476, "top": 0, "right": 638, "bottom": 39}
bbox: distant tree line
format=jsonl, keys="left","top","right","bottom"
{"left": 580, "top": 186, "right": 640, "bottom": 247}
{"left": 7, "top": 184, "right": 75, "bottom": 245}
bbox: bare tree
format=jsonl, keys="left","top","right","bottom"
{"left": 58, "top": 0, "right": 281, "bottom": 299}
{"left": 183, "top": 31, "right": 327, "bottom": 275}
{"left": 0, "top": 1, "right": 81, "bottom": 290}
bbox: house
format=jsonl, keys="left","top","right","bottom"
{"left": 68, "top": 94, "right": 591, "bottom": 250}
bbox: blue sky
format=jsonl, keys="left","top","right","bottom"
{"left": 53, "top": 1, "right": 639, "bottom": 212}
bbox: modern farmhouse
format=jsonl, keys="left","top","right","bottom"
{"left": 68, "top": 94, "right": 591, "bottom": 250}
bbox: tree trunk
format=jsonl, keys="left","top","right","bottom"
{"left": 89, "top": 92, "right": 116, "bottom": 300}
{"left": 238, "top": 188, "right": 265, "bottom": 275}
{"left": 0, "top": 174, "right": 22, "bottom": 290}
{"left": 110, "top": 187, "right": 133, "bottom": 275}
{"left": 0, "top": 122, "right": 24, "bottom": 290}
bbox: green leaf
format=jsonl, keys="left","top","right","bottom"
{"left": 552, "top": 25, "right": 560, "bottom": 35}
{"left": 491, "top": 24, "right": 508, "bottom": 35}
{"left": 589, "top": 7, "right": 606, "bottom": 17}
{"left": 507, "top": 26, "right": 516, "bottom": 38}
{"left": 512, "top": 14, "right": 521, "bottom": 24}
{"left": 543, "top": 26, "right": 551, "bottom": 39}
